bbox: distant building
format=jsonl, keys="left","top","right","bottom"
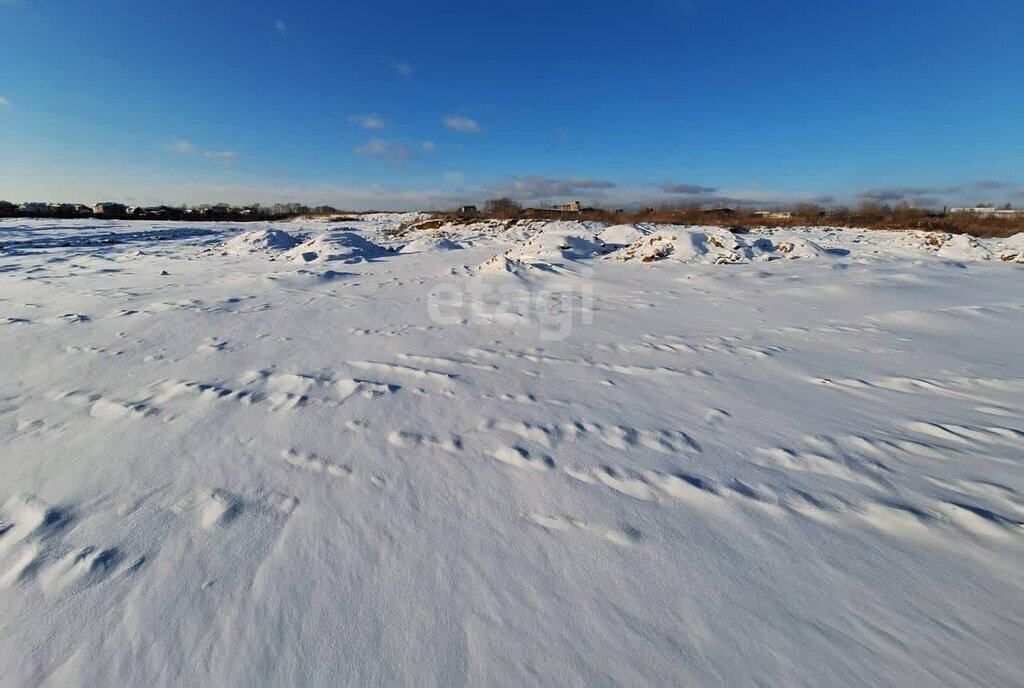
{"left": 20, "top": 202, "right": 50, "bottom": 214}
{"left": 552, "top": 201, "right": 582, "bottom": 213}
{"left": 754, "top": 211, "right": 793, "bottom": 219}
{"left": 457, "top": 205, "right": 478, "bottom": 215}
{"left": 950, "top": 204, "right": 1020, "bottom": 218}
{"left": 93, "top": 202, "right": 128, "bottom": 217}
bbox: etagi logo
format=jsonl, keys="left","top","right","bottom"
{"left": 427, "top": 267, "right": 594, "bottom": 341}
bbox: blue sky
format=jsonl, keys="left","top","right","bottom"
{"left": 1, "top": 0, "right": 1022, "bottom": 209}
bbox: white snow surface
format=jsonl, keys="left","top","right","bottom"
{"left": 1, "top": 215, "right": 1023, "bottom": 686}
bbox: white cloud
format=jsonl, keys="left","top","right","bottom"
{"left": 391, "top": 60, "right": 413, "bottom": 76}
{"left": 443, "top": 116, "right": 482, "bottom": 134}
{"left": 486, "top": 176, "right": 616, "bottom": 201}
{"left": 165, "top": 140, "right": 237, "bottom": 163}
{"left": 349, "top": 115, "right": 386, "bottom": 131}
{"left": 421, "top": 140, "right": 437, "bottom": 152}
{"left": 204, "top": 150, "right": 239, "bottom": 163}
{"left": 0, "top": 96, "right": 8, "bottom": 107}
{"left": 661, "top": 182, "right": 719, "bottom": 195}
{"left": 354, "top": 139, "right": 387, "bottom": 156}
{"left": 274, "top": 18, "right": 288, "bottom": 33}
{"left": 354, "top": 139, "right": 414, "bottom": 162}
{"left": 165, "top": 140, "right": 198, "bottom": 155}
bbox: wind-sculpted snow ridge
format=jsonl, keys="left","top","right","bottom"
{"left": 1, "top": 213, "right": 1023, "bottom": 686}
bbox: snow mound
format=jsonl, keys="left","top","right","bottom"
{"left": 772, "top": 238, "right": 829, "bottom": 259}
{"left": 615, "top": 228, "right": 752, "bottom": 264}
{"left": 477, "top": 226, "right": 608, "bottom": 273}
{"left": 598, "top": 224, "right": 647, "bottom": 247}
{"left": 283, "top": 231, "right": 389, "bottom": 264}
{"left": 399, "top": 236, "right": 462, "bottom": 253}
{"left": 615, "top": 228, "right": 828, "bottom": 264}
{"left": 219, "top": 229, "right": 300, "bottom": 254}
{"left": 934, "top": 233, "right": 993, "bottom": 261}
{"left": 476, "top": 254, "right": 526, "bottom": 274}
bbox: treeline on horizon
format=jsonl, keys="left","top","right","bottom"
{"left": 0, "top": 201, "right": 343, "bottom": 222}
{"left": 1, "top": 198, "right": 1021, "bottom": 238}
{"left": 434, "top": 198, "right": 1024, "bottom": 238}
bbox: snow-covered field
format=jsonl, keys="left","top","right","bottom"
{"left": 1, "top": 214, "right": 1022, "bottom": 686}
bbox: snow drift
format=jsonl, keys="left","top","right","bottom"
{"left": 218, "top": 228, "right": 301, "bottom": 255}
{"left": 283, "top": 231, "right": 390, "bottom": 264}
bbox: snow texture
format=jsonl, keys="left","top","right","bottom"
{"left": 0, "top": 214, "right": 1022, "bottom": 686}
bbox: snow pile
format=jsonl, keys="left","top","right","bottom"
{"left": 399, "top": 236, "right": 462, "bottom": 253}
{"left": 996, "top": 233, "right": 1024, "bottom": 263}
{"left": 218, "top": 228, "right": 301, "bottom": 255}
{"left": 614, "top": 228, "right": 831, "bottom": 264}
{"left": 476, "top": 254, "right": 526, "bottom": 274}
{"left": 477, "top": 225, "right": 608, "bottom": 272}
{"left": 933, "top": 233, "right": 994, "bottom": 261}
{"left": 614, "top": 228, "right": 752, "bottom": 264}
{"left": 283, "top": 231, "right": 390, "bottom": 264}
{"left": 597, "top": 223, "right": 647, "bottom": 247}
{"left": 771, "top": 237, "right": 830, "bottom": 259}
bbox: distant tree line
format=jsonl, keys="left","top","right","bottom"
{"left": 0, "top": 201, "right": 347, "bottom": 222}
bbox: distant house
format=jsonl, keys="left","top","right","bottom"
{"left": 457, "top": 205, "right": 478, "bottom": 215}
{"left": 93, "top": 202, "right": 128, "bottom": 217}
{"left": 20, "top": 202, "right": 50, "bottom": 214}
{"left": 950, "top": 204, "right": 1020, "bottom": 218}
{"left": 754, "top": 211, "right": 792, "bottom": 219}
{"left": 552, "top": 201, "right": 582, "bottom": 213}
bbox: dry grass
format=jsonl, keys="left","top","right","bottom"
{"left": 434, "top": 204, "right": 1024, "bottom": 238}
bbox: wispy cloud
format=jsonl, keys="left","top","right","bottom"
{"left": 857, "top": 185, "right": 962, "bottom": 202}
{"left": 204, "top": 150, "right": 239, "bottom": 163}
{"left": 274, "top": 18, "right": 288, "bottom": 33}
{"left": 973, "top": 180, "right": 1010, "bottom": 191}
{"left": 165, "top": 140, "right": 198, "bottom": 155}
{"left": 165, "top": 140, "right": 238, "bottom": 163}
{"left": 421, "top": 140, "right": 437, "bottom": 152}
{"left": 443, "top": 116, "right": 483, "bottom": 134}
{"left": 660, "top": 182, "right": 719, "bottom": 195}
{"left": 354, "top": 138, "right": 415, "bottom": 162}
{"left": 349, "top": 115, "right": 386, "bottom": 131}
{"left": 390, "top": 60, "right": 413, "bottom": 77}
{"left": 486, "top": 176, "right": 616, "bottom": 202}
{"left": 0, "top": 95, "right": 9, "bottom": 107}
